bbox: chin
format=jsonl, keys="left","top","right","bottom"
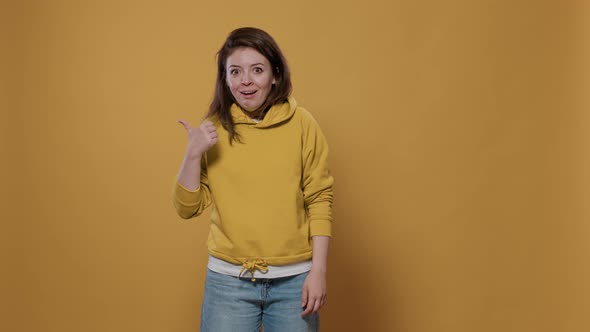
{"left": 241, "top": 102, "right": 262, "bottom": 112}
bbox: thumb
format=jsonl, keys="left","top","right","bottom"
{"left": 177, "top": 119, "right": 192, "bottom": 131}
{"left": 301, "top": 285, "right": 308, "bottom": 307}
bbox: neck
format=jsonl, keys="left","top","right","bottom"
{"left": 242, "top": 105, "right": 270, "bottom": 121}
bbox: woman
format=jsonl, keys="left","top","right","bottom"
{"left": 173, "top": 27, "right": 333, "bottom": 332}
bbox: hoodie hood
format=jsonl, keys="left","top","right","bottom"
{"left": 230, "top": 96, "right": 297, "bottom": 128}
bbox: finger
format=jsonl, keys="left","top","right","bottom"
{"left": 203, "top": 124, "right": 217, "bottom": 133}
{"left": 301, "top": 298, "right": 315, "bottom": 317}
{"left": 312, "top": 297, "right": 321, "bottom": 313}
{"left": 177, "top": 119, "right": 192, "bottom": 130}
{"left": 301, "top": 287, "right": 308, "bottom": 308}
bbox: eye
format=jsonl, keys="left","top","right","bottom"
{"left": 229, "top": 68, "right": 239, "bottom": 75}
{"left": 253, "top": 67, "right": 263, "bottom": 73}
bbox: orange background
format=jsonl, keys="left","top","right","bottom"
{"left": 3, "top": 0, "right": 589, "bottom": 331}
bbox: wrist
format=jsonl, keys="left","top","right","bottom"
{"left": 310, "top": 264, "right": 327, "bottom": 274}
{"left": 184, "top": 149, "right": 203, "bottom": 161}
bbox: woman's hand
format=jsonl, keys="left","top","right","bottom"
{"left": 176, "top": 119, "right": 218, "bottom": 191}
{"left": 301, "top": 269, "right": 327, "bottom": 317}
{"left": 178, "top": 119, "right": 218, "bottom": 157}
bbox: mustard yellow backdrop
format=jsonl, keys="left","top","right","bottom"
{"left": 3, "top": 0, "right": 589, "bottom": 331}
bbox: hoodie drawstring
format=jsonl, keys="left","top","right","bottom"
{"left": 239, "top": 258, "right": 269, "bottom": 282}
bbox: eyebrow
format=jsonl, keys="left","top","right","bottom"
{"left": 227, "top": 63, "right": 266, "bottom": 68}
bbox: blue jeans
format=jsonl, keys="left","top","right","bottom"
{"left": 200, "top": 269, "right": 319, "bottom": 332}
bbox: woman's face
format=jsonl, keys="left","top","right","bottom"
{"left": 226, "top": 47, "right": 276, "bottom": 112}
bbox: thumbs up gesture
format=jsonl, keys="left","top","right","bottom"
{"left": 178, "top": 119, "right": 219, "bottom": 157}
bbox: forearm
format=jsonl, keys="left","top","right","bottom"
{"left": 311, "top": 235, "right": 330, "bottom": 273}
{"left": 177, "top": 152, "right": 202, "bottom": 191}
{"left": 173, "top": 152, "right": 210, "bottom": 218}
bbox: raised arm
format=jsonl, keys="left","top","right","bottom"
{"left": 172, "top": 119, "right": 218, "bottom": 219}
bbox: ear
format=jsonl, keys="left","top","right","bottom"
{"left": 272, "top": 78, "right": 276, "bottom": 85}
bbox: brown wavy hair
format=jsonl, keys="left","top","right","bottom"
{"left": 207, "top": 27, "right": 292, "bottom": 143}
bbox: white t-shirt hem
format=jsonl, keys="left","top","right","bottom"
{"left": 207, "top": 255, "right": 312, "bottom": 279}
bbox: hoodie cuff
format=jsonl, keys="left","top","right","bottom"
{"left": 310, "top": 219, "right": 332, "bottom": 237}
{"left": 173, "top": 181, "right": 203, "bottom": 207}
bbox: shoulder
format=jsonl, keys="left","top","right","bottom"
{"left": 293, "top": 105, "right": 320, "bottom": 128}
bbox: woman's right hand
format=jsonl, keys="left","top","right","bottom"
{"left": 177, "top": 119, "right": 218, "bottom": 157}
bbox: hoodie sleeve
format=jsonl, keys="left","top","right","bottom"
{"left": 301, "top": 110, "right": 334, "bottom": 237}
{"left": 172, "top": 157, "right": 212, "bottom": 219}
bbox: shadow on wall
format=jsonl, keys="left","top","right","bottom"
{"left": 322, "top": 189, "right": 406, "bottom": 331}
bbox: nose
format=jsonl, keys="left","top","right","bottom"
{"left": 241, "top": 72, "right": 252, "bottom": 85}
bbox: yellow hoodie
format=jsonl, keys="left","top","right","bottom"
{"left": 172, "top": 97, "right": 333, "bottom": 267}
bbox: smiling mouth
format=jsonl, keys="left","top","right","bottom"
{"left": 240, "top": 90, "right": 257, "bottom": 95}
